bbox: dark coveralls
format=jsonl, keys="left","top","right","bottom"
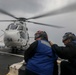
{"left": 51, "top": 41, "right": 76, "bottom": 75}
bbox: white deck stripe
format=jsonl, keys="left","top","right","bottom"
{"left": 0, "top": 51, "right": 24, "bottom": 58}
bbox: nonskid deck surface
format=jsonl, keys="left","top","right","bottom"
{"left": 0, "top": 48, "right": 62, "bottom": 75}
{"left": 0, "top": 50, "right": 23, "bottom": 75}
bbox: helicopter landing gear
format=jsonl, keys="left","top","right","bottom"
{"left": 11, "top": 47, "right": 18, "bottom": 54}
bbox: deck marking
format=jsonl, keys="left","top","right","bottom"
{"left": 0, "top": 51, "right": 24, "bottom": 57}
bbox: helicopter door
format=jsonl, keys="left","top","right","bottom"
{"left": 20, "top": 31, "right": 27, "bottom": 45}
{"left": 20, "top": 31, "right": 25, "bottom": 39}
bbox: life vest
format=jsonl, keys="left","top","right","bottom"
{"left": 26, "top": 40, "right": 57, "bottom": 75}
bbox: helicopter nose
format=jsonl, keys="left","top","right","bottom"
{"left": 4, "top": 31, "right": 19, "bottom": 41}
{"left": 6, "top": 38, "right": 12, "bottom": 41}
{"left": 4, "top": 36, "right": 12, "bottom": 42}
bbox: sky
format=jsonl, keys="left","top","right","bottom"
{"left": 0, "top": 0, "right": 76, "bottom": 46}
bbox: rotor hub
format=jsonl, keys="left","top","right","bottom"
{"left": 18, "top": 18, "right": 26, "bottom": 22}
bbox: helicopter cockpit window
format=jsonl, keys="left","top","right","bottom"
{"left": 10, "top": 24, "right": 18, "bottom": 30}
{"left": 6, "top": 23, "right": 18, "bottom": 30}
{"left": 6, "top": 25, "right": 10, "bottom": 30}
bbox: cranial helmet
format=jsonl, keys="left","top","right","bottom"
{"left": 34, "top": 30, "right": 48, "bottom": 41}
{"left": 62, "top": 32, "right": 76, "bottom": 42}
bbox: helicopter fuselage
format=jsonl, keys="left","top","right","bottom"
{"left": 3, "top": 21, "right": 29, "bottom": 53}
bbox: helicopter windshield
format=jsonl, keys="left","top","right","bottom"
{"left": 6, "top": 23, "right": 24, "bottom": 30}
{"left": 6, "top": 23, "right": 18, "bottom": 30}
{"left": 10, "top": 24, "right": 18, "bottom": 30}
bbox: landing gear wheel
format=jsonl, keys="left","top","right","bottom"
{"left": 11, "top": 48, "right": 18, "bottom": 53}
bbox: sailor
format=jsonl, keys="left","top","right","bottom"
{"left": 24, "top": 30, "right": 58, "bottom": 75}
{"left": 50, "top": 32, "right": 76, "bottom": 75}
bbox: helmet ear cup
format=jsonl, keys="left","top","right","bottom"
{"left": 34, "top": 31, "right": 43, "bottom": 40}
{"left": 34, "top": 31, "right": 48, "bottom": 41}
{"left": 41, "top": 31, "right": 48, "bottom": 41}
{"left": 62, "top": 32, "right": 76, "bottom": 42}
{"left": 34, "top": 33, "right": 41, "bottom": 40}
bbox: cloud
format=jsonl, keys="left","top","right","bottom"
{"left": 0, "top": 0, "right": 45, "bottom": 13}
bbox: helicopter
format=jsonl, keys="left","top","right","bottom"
{"left": 0, "top": 2, "right": 76, "bottom": 53}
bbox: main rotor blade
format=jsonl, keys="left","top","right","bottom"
{"left": 0, "top": 9, "right": 17, "bottom": 19}
{"left": 0, "top": 20, "right": 15, "bottom": 22}
{"left": 27, "top": 3, "right": 76, "bottom": 20}
{"left": 27, "top": 21, "right": 64, "bottom": 28}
